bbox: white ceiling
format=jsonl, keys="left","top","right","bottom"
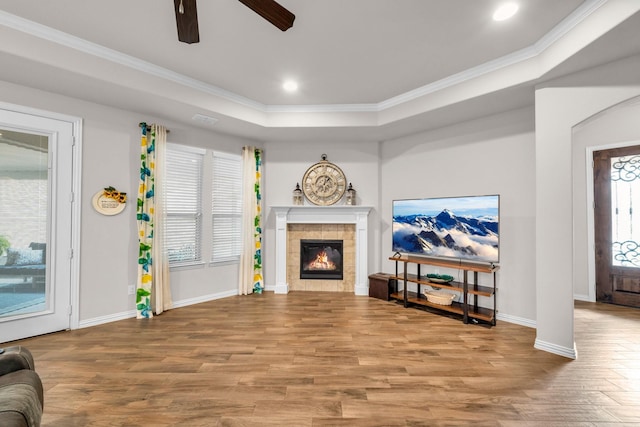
{"left": 0, "top": 0, "right": 639, "bottom": 142}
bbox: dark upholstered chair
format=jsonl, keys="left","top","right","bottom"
{"left": 0, "top": 346, "right": 43, "bottom": 427}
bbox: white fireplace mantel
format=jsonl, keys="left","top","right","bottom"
{"left": 271, "top": 206, "right": 372, "bottom": 295}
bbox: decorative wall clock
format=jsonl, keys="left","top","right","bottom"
{"left": 302, "top": 154, "right": 347, "bottom": 206}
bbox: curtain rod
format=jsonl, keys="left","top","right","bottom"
{"left": 138, "top": 122, "right": 170, "bottom": 133}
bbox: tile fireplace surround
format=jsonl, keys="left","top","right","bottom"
{"left": 271, "top": 206, "right": 371, "bottom": 295}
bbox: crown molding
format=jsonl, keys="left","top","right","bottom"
{"left": 534, "top": 0, "right": 607, "bottom": 53}
{"left": 0, "top": 10, "right": 265, "bottom": 112}
{"left": 0, "top": 0, "right": 609, "bottom": 116}
{"left": 265, "top": 103, "right": 379, "bottom": 113}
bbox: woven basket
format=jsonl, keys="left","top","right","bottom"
{"left": 423, "top": 290, "right": 456, "bottom": 306}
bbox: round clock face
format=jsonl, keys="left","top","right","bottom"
{"left": 302, "top": 160, "right": 347, "bottom": 205}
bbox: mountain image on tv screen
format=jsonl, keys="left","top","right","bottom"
{"left": 392, "top": 195, "right": 499, "bottom": 263}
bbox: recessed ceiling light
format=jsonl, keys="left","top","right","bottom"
{"left": 283, "top": 80, "right": 298, "bottom": 92}
{"left": 493, "top": 2, "right": 519, "bottom": 21}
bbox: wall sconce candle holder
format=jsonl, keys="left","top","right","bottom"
{"left": 293, "top": 183, "right": 303, "bottom": 205}
{"left": 346, "top": 183, "right": 356, "bottom": 205}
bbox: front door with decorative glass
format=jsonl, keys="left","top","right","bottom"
{"left": 593, "top": 145, "right": 640, "bottom": 308}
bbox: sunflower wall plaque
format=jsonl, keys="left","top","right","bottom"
{"left": 92, "top": 186, "right": 127, "bottom": 215}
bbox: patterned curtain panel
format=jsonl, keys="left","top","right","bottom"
{"left": 151, "top": 125, "right": 172, "bottom": 315}
{"left": 239, "top": 147, "right": 263, "bottom": 295}
{"left": 136, "top": 123, "right": 172, "bottom": 318}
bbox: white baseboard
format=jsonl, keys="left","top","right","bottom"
{"left": 573, "top": 293, "right": 593, "bottom": 302}
{"left": 499, "top": 317, "right": 577, "bottom": 359}
{"left": 497, "top": 312, "right": 536, "bottom": 328}
{"left": 78, "top": 309, "right": 136, "bottom": 329}
{"left": 273, "top": 283, "right": 289, "bottom": 294}
{"left": 534, "top": 338, "right": 578, "bottom": 359}
{"left": 78, "top": 289, "right": 239, "bottom": 329}
{"left": 354, "top": 283, "right": 369, "bottom": 296}
{"left": 171, "top": 289, "right": 238, "bottom": 309}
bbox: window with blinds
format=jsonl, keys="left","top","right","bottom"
{"left": 211, "top": 151, "right": 242, "bottom": 263}
{"left": 165, "top": 143, "right": 204, "bottom": 265}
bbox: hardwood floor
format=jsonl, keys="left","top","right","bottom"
{"left": 8, "top": 292, "right": 640, "bottom": 426}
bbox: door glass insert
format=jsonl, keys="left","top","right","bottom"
{"left": 0, "top": 128, "right": 49, "bottom": 317}
{"left": 611, "top": 154, "right": 640, "bottom": 268}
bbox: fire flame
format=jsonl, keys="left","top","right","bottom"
{"left": 308, "top": 250, "right": 336, "bottom": 270}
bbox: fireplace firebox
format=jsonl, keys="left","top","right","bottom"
{"left": 300, "top": 239, "right": 344, "bottom": 280}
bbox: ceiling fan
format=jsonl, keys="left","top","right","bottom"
{"left": 173, "top": 0, "right": 295, "bottom": 44}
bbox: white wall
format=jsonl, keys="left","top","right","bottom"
{"left": 380, "top": 107, "right": 537, "bottom": 325}
{"left": 0, "top": 80, "right": 254, "bottom": 324}
{"left": 262, "top": 140, "right": 382, "bottom": 290}
{"left": 534, "top": 54, "right": 640, "bottom": 358}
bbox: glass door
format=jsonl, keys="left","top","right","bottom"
{"left": 0, "top": 129, "right": 48, "bottom": 317}
{"left": 0, "top": 108, "right": 76, "bottom": 343}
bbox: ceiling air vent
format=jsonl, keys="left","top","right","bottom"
{"left": 192, "top": 114, "right": 219, "bottom": 125}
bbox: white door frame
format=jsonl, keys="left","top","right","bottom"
{"left": 0, "top": 101, "right": 81, "bottom": 339}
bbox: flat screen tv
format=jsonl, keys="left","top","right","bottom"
{"left": 392, "top": 195, "right": 499, "bottom": 264}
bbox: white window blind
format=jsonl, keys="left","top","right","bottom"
{"left": 211, "top": 151, "right": 242, "bottom": 263}
{"left": 165, "top": 143, "right": 204, "bottom": 265}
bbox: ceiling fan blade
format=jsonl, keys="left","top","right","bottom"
{"left": 174, "top": 0, "right": 200, "bottom": 44}
{"left": 238, "top": 0, "right": 295, "bottom": 31}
